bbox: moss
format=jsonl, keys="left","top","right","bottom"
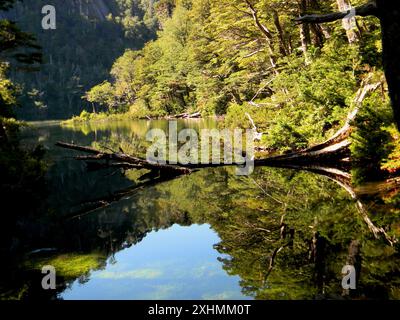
{"left": 24, "top": 253, "right": 106, "bottom": 280}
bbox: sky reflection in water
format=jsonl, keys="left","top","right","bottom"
{"left": 61, "top": 224, "right": 248, "bottom": 300}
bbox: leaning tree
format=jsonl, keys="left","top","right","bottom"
{"left": 296, "top": 0, "right": 400, "bottom": 130}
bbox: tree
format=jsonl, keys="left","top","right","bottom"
{"left": 81, "top": 0, "right": 396, "bottom": 172}
{"left": 84, "top": 81, "right": 115, "bottom": 113}
{"left": 296, "top": 0, "right": 400, "bottom": 130}
{"left": 0, "top": 0, "right": 42, "bottom": 143}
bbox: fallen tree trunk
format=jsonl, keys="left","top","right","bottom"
{"left": 258, "top": 139, "right": 351, "bottom": 165}
{"left": 55, "top": 142, "right": 192, "bottom": 176}
{"left": 255, "top": 79, "right": 382, "bottom": 165}
{"left": 57, "top": 140, "right": 396, "bottom": 246}
{"left": 167, "top": 111, "right": 201, "bottom": 119}
{"left": 56, "top": 79, "right": 381, "bottom": 173}
{"left": 305, "top": 81, "right": 382, "bottom": 153}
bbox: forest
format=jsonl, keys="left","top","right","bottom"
{"left": 1, "top": 0, "right": 400, "bottom": 302}
{"left": 74, "top": 0, "right": 400, "bottom": 178}
{"left": 3, "top": 0, "right": 160, "bottom": 119}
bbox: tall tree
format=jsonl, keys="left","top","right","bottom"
{"left": 0, "top": 0, "right": 41, "bottom": 143}
{"left": 296, "top": 0, "right": 400, "bottom": 130}
{"left": 336, "top": 0, "right": 360, "bottom": 43}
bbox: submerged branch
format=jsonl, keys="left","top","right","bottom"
{"left": 326, "top": 174, "right": 397, "bottom": 246}
{"left": 64, "top": 174, "right": 181, "bottom": 220}
{"left": 56, "top": 140, "right": 398, "bottom": 247}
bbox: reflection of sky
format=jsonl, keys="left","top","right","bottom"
{"left": 60, "top": 224, "right": 250, "bottom": 300}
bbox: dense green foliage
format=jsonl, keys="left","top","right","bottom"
{"left": 2, "top": 0, "right": 400, "bottom": 301}
{"left": 1, "top": 120, "right": 398, "bottom": 300}
{"left": 6, "top": 0, "right": 161, "bottom": 120}
{"left": 83, "top": 0, "right": 397, "bottom": 164}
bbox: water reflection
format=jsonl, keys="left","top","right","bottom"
{"left": 0, "top": 119, "right": 398, "bottom": 300}
{"left": 61, "top": 224, "right": 246, "bottom": 300}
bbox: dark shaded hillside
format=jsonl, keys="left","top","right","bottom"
{"left": 2, "top": 0, "right": 159, "bottom": 120}
{"left": 0, "top": 0, "right": 117, "bottom": 21}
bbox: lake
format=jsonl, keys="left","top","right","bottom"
{"left": 0, "top": 119, "right": 399, "bottom": 300}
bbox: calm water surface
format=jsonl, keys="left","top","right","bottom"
{"left": 1, "top": 119, "right": 399, "bottom": 300}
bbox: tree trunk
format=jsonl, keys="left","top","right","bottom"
{"left": 245, "top": 0, "right": 280, "bottom": 74}
{"left": 310, "top": 24, "right": 325, "bottom": 47}
{"left": 309, "top": 0, "right": 332, "bottom": 40}
{"left": 377, "top": 0, "right": 400, "bottom": 130}
{"left": 55, "top": 142, "right": 192, "bottom": 176}
{"left": 296, "top": 0, "right": 400, "bottom": 129}
{"left": 273, "top": 10, "right": 288, "bottom": 56}
{"left": 299, "top": 0, "right": 311, "bottom": 63}
{"left": 256, "top": 80, "right": 382, "bottom": 167}
{"left": 336, "top": 0, "right": 361, "bottom": 43}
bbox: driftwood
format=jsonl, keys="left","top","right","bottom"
{"left": 55, "top": 142, "right": 192, "bottom": 176}
{"left": 167, "top": 111, "right": 201, "bottom": 120}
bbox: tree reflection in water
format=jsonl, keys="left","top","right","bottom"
{"left": 1, "top": 121, "right": 399, "bottom": 300}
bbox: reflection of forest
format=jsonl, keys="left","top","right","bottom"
{"left": 2, "top": 122, "right": 399, "bottom": 300}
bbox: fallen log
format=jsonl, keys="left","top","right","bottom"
{"left": 167, "top": 111, "right": 201, "bottom": 119}
{"left": 257, "top": 139, "right": 351, "bottom": 165}
{"left": 56, "top": 78, "right": 380, "bottom": 173}
{"left": 304, "top": 81, "right": 382, "bottom": 153}
{"left": 253, "top": 79, "right": 382, "bottom": 165}
{"left": 55, "top": 142, "right": 192, "bottom": 176}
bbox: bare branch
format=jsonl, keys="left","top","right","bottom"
{"left": 244, "top": 0, "right": 274, "bottom": 40}
{"left": 295, "top": 2, "right": 378, "bottom": 24}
